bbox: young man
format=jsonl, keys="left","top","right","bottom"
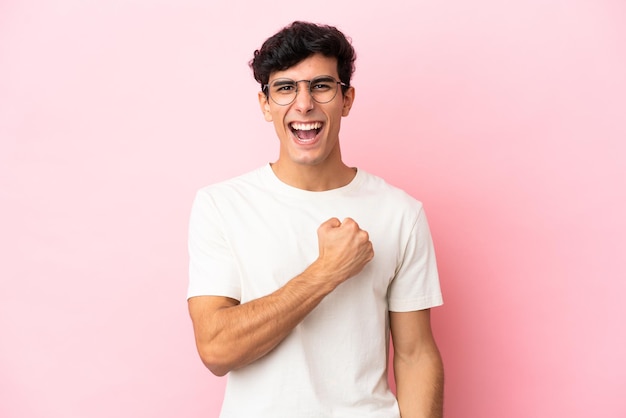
{"left": 188, "top": 21, "right": 444, "bottom": 418}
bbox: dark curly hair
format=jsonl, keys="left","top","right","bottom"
{"left": 250, "top": 21, "right": 356, "bottom": 95}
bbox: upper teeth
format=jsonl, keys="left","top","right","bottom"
{"left": 291, "top": 122, "right": 322, "bottom": 131}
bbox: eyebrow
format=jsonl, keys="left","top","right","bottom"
{"left": 311, "top": 76, "right": 335, "bottom": 82}
{"left": 271, "top": 79, "right": 297, "bottom": 86}
{"left": 270, "top": 76, "right": 337, "bottom": 85}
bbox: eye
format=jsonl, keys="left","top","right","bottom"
{"left": 271, "top": 80, "right": 297, "bottom": 95}
{"left": 311, "top": 81, "right": 333, "bottom": 91}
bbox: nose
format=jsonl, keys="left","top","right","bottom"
{"left": 293, "top": 80, "right": 315, "bottom": 113}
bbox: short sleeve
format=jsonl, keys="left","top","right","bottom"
{"left": 388, "top": 208, "right": 443, "bottom": 312}
{"left": 187, "top": 189, "right": 241, "bottom": 300}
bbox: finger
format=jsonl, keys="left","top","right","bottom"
{"left": 341, "top": 217, "right": 361, "bottom": 230}
{"left": 322, "top": 217, "right": 342, "bottom": 228}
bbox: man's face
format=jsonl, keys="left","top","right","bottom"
{"left": 258, "top": 54, "right": 355, "bottom": 169}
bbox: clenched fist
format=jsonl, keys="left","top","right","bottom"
{"left": 314, "top": 217, "right": 374, "bottom": 285}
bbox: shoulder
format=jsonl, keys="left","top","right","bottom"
{"left": 356, "top": 169, "right": 425, "bottom": 213}
{"left": 189, "top": 167, "right": 268, "bottom": 222}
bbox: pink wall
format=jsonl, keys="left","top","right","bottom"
{"left": 1, "top": 1, "right": 625, "bottom": 417}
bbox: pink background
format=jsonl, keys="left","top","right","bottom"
{"left": 1, "top": 1, "right": 625, "bottom": 417}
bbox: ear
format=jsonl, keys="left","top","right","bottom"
{"left": 341, "top": 86, "right": 355, "bottom": 117}
{"left": 258, "top": 91, "right": 273, "bottom": 122}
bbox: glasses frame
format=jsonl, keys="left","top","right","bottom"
{"left": 263, "top": 76, "right": 349, "bottom": 106}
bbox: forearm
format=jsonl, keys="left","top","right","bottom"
{"left": 192, "top": 263, "right": 338, "bottom": 376}
{"left": 394, "top": 344, "right": 444, "bottom": 418}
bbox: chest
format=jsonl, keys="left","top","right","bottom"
{"left": 220, "top": 195, "right": 405, "bottom": 303}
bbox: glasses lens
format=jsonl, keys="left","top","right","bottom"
{"left": 268, "top": 77, "right": 340, "bottom": 105}
{"left": 309, "top": 76, "right": 339, "bottom": 104}
{"left": 269, "top": 79, "right": 297, "bottom": 106}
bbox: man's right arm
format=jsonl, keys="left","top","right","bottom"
{"left": 188, "top": 217, "right": 373, "bottom": 376}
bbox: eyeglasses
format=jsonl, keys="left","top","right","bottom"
{"left": 263, "top": 76, "right": 348, "bottom": 106}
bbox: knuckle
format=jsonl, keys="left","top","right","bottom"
{"left": 343, "top": 217, "right": 357, "bottom": 227}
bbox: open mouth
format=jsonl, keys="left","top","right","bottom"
{"left": 290, "top": 122, "right": 323, "bottom": 142}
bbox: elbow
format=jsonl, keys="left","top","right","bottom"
{"left": 206, "top": 363, "right": 230, "bottom": 378}
{"left": 206, "top": 362, "right": 230, "bottom": 378}
{"left": 197, "top": 345, "right": 234, "bottom": 377}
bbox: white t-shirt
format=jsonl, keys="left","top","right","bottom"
{"left": 188, "top": 164, "right": 443, "bottom": 418}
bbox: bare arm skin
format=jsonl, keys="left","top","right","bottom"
{"left": 390, "top": 309, "right": 444, "bottom": 418}
{"left": 188, "top": 217, "right": 373, "bottom": 376}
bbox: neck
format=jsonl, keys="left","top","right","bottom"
{"left": 270, "top": 160, "right": 356, "bottom": 192}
